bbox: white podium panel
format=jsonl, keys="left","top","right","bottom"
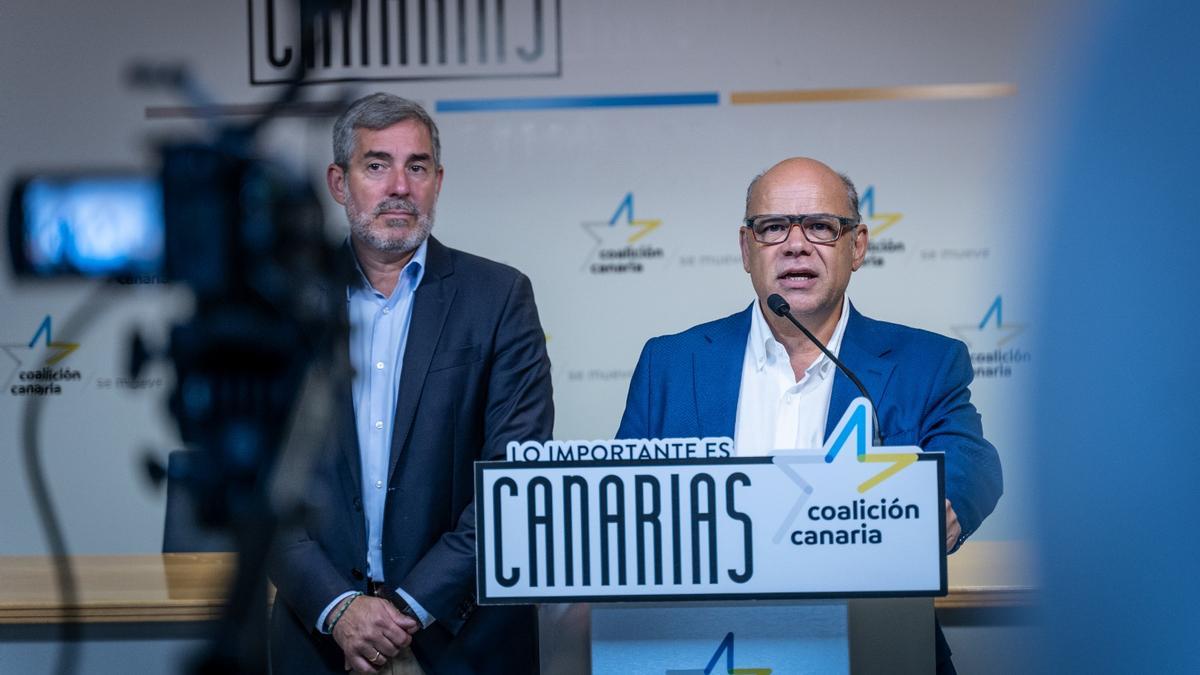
{"left": 591, "top": 601, "right": 849, "bottom": 675}
{"left": 478, "top": 401, "right": 946, "bottom": 603}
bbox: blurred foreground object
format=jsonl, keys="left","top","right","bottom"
{"left": 1033, "top": 0, "right": 1200, "bottom": 672}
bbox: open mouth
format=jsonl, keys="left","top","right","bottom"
{"left": 777, "top": 269, "right": 818, "bottom": 289}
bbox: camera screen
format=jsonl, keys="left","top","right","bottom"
{"left": 14, "top": 175, "right": 164, "bottom": 277}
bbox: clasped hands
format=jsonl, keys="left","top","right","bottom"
{"left": 331, "top": 595, "right": 421, "bottom": 673}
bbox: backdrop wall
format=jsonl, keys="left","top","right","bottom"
{"left": 1, "top": 0, "right": 1041, "bottom": 586}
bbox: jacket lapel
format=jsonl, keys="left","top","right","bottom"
{"left": 693, "top": 305, "right": 753, "bottom": 438}
{"left": 333, "top": 243, "right": 363, "bottom": 491}
{"left": 387, "top": 238, "right": 455, "bottom": 482}
{"left": 825, "top": 304, "right": 895, "bottom": 443}
{"left": 336, "top": 377, "right": 363, "bottom": 490}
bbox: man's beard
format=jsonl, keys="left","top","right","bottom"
{"left": 346, "top": 196, "right": 435, "bottom": 254}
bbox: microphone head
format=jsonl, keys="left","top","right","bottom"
{"left": 766, "top": 293, "right": 790, "bottom": 316}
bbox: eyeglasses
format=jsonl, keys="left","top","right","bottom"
{"left": 743, "top": 213, "right": 859, "bottom": 245}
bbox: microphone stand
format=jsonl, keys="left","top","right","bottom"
{"left": 766, "top": 293, "right": 882, "bottom": 446}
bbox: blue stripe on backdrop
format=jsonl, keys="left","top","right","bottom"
{"left": 436, "top": 92, "right": 720, "bottom": 113}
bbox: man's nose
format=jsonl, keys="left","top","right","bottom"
{"left": 781, "top": 223, "right": 813, "bottom": 255}
{"left": 388, "top": 168, "right": 410, "bottom": 196}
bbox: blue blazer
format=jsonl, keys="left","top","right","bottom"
{"left": 616, "top": 303, "right": 1002, "bottom": 544}
{"left": 269, "top": 237, "right": 553, "bottom": 674}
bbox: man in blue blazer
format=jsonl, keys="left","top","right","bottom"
{"left": 617, "top": 157, "right": 1001, "bottom": 673}
{"left": 268, "top": 94, "right": 552, "bottom": 674}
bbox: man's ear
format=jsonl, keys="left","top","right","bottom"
{"left": 850, "top": 223, "right": 869, "bottom": 271}
{"left": 326, "top": 163, "right": 347, "bottom": 206}
{"left": 739, "top": 227, "right": 752, "bottom": 274}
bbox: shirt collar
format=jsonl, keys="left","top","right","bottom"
{"left": 749, "top": 294, "right": 851, "bottom": 378}
{"left": 346, "top": 238, "right": 429, "bottom": 302}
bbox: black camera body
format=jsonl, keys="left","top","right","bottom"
{"left": 7, "top": 117, "right": 348, "bottom": 675}
{"left": 7, "top": 3, "right": 355, "bottom": 673}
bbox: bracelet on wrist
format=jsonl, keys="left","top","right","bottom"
{"left": 328, "top": 592, "right": 362, "bottom": 634}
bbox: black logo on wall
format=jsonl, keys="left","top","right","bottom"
{"left": 249, "top": 0, "right": 562, "bottom": 85}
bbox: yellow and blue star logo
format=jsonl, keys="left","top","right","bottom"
{"left": 951, "top": 295, "right": 1026, "bottom": 350}
{"left": 666, "top": 632, "right": 772, "bottom": 675}
{"left": 860, "top": 185, "right": 902, "bottom": 237}
{"left": 580, "top": 192, "right": 662, "bottom": 270}
{"left": 770, "top": 399, "right": 919, "bottom": 544}
{"left": 2, "top": 315, "right": 80, "bottom": 387}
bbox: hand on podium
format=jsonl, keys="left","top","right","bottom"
{"left": 944, "top": 500, "right": 962, "bottom": 552}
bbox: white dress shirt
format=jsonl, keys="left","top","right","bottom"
{"left": 733, "top": 295, "right": 851, "bottom": 456}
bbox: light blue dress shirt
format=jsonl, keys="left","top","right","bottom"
{"left": 316, "top": 240, "right": 433, "bottom": 632}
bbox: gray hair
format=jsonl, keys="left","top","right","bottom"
{"left": 332, "top": 93, "right": 441, "bottom": 169}
{"left": 744, "top": 169, "right": 862, "bottom": 223}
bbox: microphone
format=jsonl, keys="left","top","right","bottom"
{"left": 766, "top": 293, "right": 882, "bottom": 445}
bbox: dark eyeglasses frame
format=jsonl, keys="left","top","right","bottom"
{"left": 742, "top": 213, "right": 860, "bottom": 246}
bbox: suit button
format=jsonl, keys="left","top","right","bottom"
{"left": 353, "top": 497, "right": 363, "bottom": 512}
{"left": 351, "top": 568, "right": 364, "bottom": 580}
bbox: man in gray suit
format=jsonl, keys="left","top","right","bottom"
{"left": 269, "top": 93, "right": 552, "bottom": 674}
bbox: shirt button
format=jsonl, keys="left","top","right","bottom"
{"left": 375, "top": 361, "right": 385, "bottom": 370}
{"left": 375, "top": 420, "right": 384, "bottom": 430}
{"left": 784, "top": 395, "right": 793, "bottom": 403}
{"left": 375, "top": 480, "right": 383, "bottom": 489}
{"left": 382, "top": 307, "right": 390, "bottom": 314}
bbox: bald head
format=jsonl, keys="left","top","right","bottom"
{"left": 745, "top": 158, "right": 861, "bottom": 222}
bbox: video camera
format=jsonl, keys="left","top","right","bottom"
{"left": 6, "top": 7, "right": 352, "bottom": 670}
{"left": 7, "top": 119, "right": 344, "bottom": 516}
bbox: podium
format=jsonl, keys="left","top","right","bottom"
{"left": 591, "top": 598, "right": 932, "bottom": 673}
{"left": 477, "top": 400, "right": 943, "bottom": 673}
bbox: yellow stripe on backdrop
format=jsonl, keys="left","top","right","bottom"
{"left": 730, "top": 82, "right": 1017, "bottom": 105}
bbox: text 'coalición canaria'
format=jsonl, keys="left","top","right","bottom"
{"left": 791, "top": 497, "right": 920, "bottom": 546}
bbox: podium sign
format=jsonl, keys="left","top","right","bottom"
{"left": 476, "top": 399, "right": 947, "bottom": 603}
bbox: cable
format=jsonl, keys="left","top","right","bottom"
{"left": 20, "top": 282, "right": 121, "bottom": 675}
